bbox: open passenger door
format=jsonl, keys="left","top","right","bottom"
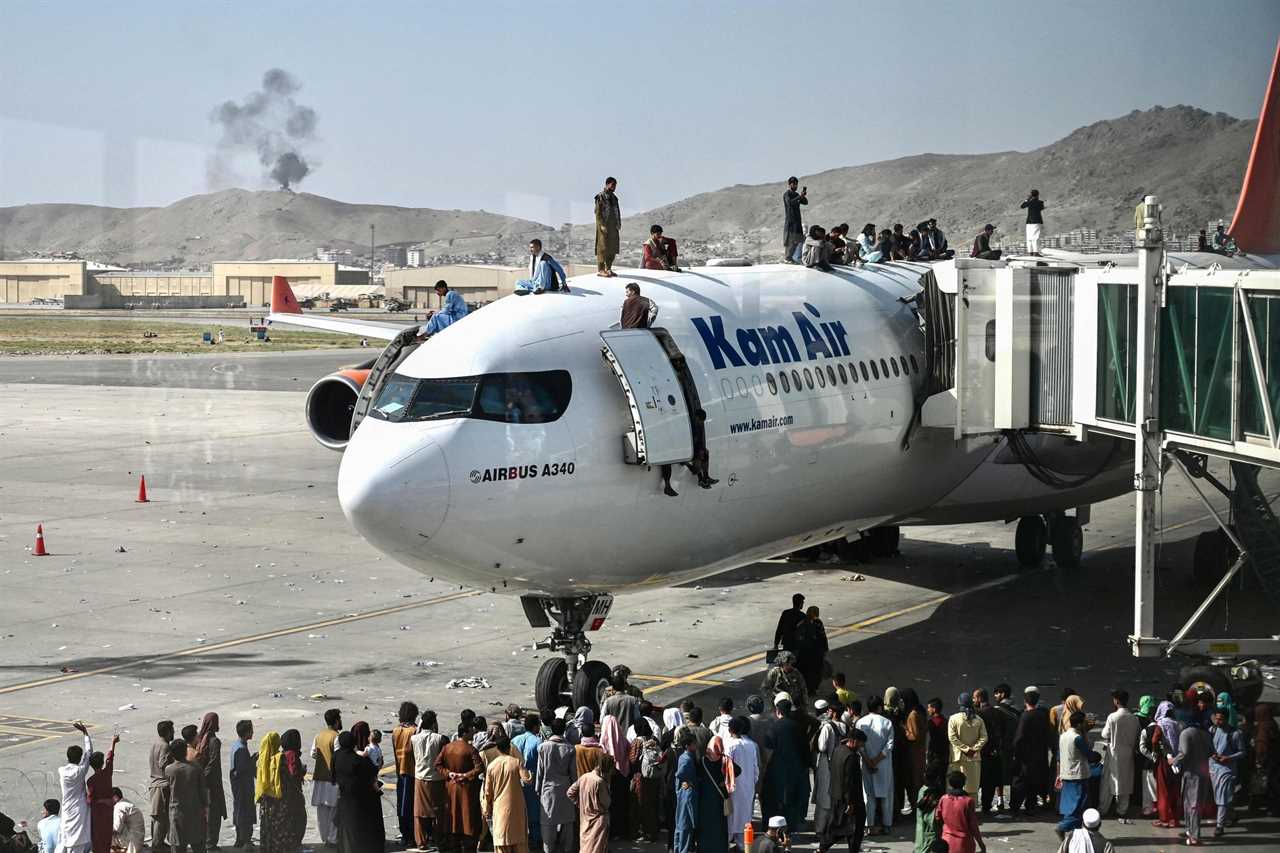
{"left": 600, "top": 329, "right": 695, "bottom": 466}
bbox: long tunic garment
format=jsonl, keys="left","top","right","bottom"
{"left": 723, "top": 735, "right": 759, "bottom": 843}
{"left": 334, "top": 747, "right": 385, "bottom": 853}
{"left": 762, "top": 717, "right": 809, "bottom": 830}
{"left": 436, "top": 740, "right": 485, "bottom": 838}
{"left": 818, "top": 743, "right": 864, "bottom": 846}
{"left": 228, "top": 740, "right": 257, "bottom": 835}
{"left": 59, "top": 735, "right": 93, "bottom": 853}
{"left": 812, "top": 720, "right": 843, "bottom": 829}
{"left": 88, "top": 749, "right": 115, "bottom": 853}
{"left": 694, "top": 756, "right": 730, "bottom": 853}
{"left": 149, "top": 737, "right": 173, "bottom": 825}
{"left": 536, "top": 737, "right": 578, "bottom": 829}
{"left": 947, "top": 714, "right": 988, "bottom": 796}
{"left": 1101, "top": 708, "right": 1141, "bottom": 806}
{"left": 199, "top": 735, "right": 227, "bottom": 841}
{"left": 937, "top": 793, "right": 981, "bottom": 853}
{"left": 673, "top": 752, "right": 698, "bottom": 853}
{"left": 482, "top": 754, "right": 530, "bottom": 852}
{"left": 1209, "top": 725, "right": 1244, "bottom": 821}
{"left": 857, "top": 713, "right": 896, "bottom": 813}
{"left": 567, "top": 772, "right": 610, "bottom": 853}
{"left": 280, "top": 755, "right": 308, "bottom": 850}
{"left": 166, "top": 760, "right": 208, "bottom": 851}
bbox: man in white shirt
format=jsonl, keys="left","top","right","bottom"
{"left": 410, "top": 710, "right": 449, "bottom": 851}
{"left": 37, "top": 800, "right": 61, "bottom": 853}
{"left": 112, "top": 788, "right": 146, "bottom": 853}
{"left": 56, "top": 723, "right": 93, "bottom": 853}
{"left": 1099, "top": 689, "right": 1142, "bottom": 822}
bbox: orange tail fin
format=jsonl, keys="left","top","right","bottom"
{"left": 1229, "top": 38, "right": 1280, "bottom": 254}
{"left": 271, "top": 275, "right": 303, "bottom": 314}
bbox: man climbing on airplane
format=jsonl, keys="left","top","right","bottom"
{"left": 516, "top": 239, "right": 569, "bottom": 295}
{"left": 417, "top": 280, "right": 468, "bottom": 339}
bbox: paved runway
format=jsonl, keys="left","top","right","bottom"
{"left": 0, "top": 351, "right": 1276, "bottom": 852}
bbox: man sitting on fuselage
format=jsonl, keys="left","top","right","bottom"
{"left": 515, "top": 239, "right": 569, "bottom": 295}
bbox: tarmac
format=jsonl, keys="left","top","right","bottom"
{"left": 0, "top": 349, "right": 1277, "bottom": 852}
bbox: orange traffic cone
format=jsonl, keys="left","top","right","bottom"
{"left": 33, "top": 524, "right": 48, "bottom": 556}
{"left": 136, "top": 475, "right": 150, "bottom": 503}
{"left": 743, "top": 821, "right": 755, "bottom": 848}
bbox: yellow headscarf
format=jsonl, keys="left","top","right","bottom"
{"left": 1059, "top": 695, "right": 1086, "bottom": 733}
{"left": 256, "top": 731, "right": 283, "bottom": 800}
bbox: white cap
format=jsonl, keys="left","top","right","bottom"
{"left": 774, "top": 692, "right": 793, "bottom": 706}
{"left": 768, "top": 816, "right": 787, "bottom": 829}
{"left": 1083, "top": 808, "right": 1101, "bottom": 829}
{"left": 1024, "top": 685, "right": 1039, "bottom": 694}
{"left": 814, "top": 699, "right": 830, "bottom": 711}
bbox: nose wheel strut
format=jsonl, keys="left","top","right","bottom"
{"left": 523, "top": 594, "right": 615, "bottom": 715}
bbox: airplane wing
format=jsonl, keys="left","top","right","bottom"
{"left": 266, "top": 275, "right": 406, "bottom": 342}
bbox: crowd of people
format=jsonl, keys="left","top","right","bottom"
{"left": 9, "top": 649, "right": 1277, "bottom": 853}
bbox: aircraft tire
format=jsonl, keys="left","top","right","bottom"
{"left": 535, "top": 657, "right": 569, "bottom": 715}
{"left": 1051, "top": 517, "right": 1083, "bottom": 568}
{"left": 869, "top": 526, "right": 900, "bottom": 558}
{"left": 1178, "top": 664, "right": 1230, "bottom": 701}
{"left": 1192, "top": 530, "right": 1232, "bottom": 584}
{"left": 1014, "top": 516, "right": 1046, "bottom": 568}
{"left": 572, "top": 659, "right": 612, "bottom": 715}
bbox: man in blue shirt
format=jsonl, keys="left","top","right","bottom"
{"left": 515, "top": 239, "right": 568, "bottom": 295}
{"left": 419, "top": 280, "right": 468, "bottom": 338}
{"left": 1209, "top": 708, "right": 1245, "bottom": 838}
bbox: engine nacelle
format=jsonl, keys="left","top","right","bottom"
{"left": 305, "top": 369, "right": 370, "bottom": 450}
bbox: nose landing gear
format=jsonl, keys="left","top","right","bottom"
{"left": 523, "top": 593, "right": 616, "bottom": 715}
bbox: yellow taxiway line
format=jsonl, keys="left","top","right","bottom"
{"left": 0, "top": 590, "right": 481, "bottom": 696}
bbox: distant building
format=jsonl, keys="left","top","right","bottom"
{"left": 407, "top": 247, "right": 428, "bottom": 268}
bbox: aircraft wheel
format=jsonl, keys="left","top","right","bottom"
{"left": 571, "top": 659, "right": 612, "bottom": 715}
{"left": 1015, "top": 516, "right": 1046, "bottom": 569}
{"left": 868, "top": 525, "right": 900, "bottom": 558}
{"left": 1179, "top": 664, "right": 1230, "bottom": 701}
{"left": 1051, "top": 517, "right": 1083, "bottom": 568}
{"left": 535, "top": 658, "right": 569, "bottom": 716}
{"left": 1192, "top": 530, "right": 1233, "bottom": 584}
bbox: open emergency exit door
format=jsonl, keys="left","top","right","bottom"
{"left": 600, "top": 329, "right": 695, "bottom": 466}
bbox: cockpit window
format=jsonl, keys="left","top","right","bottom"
{"left": 474, "top": 371, "right": 572, "bottom": 424}
{"left": 369, "top": 370, "right": 571, "bottom": 424}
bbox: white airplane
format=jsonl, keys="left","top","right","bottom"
{"left": 269, "top": 38, "right": 1280, "bottom": 714}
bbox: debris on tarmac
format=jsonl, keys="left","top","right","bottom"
{"left": 446, "top": 677, "right": 491, "bottom": 690}
{"left": 841, "top": 573, "right": 866, "bottom": 582}
{"left": 414, "top": 660, "right": 440, "bottom": 668}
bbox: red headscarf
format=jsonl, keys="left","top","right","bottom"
{"left": 351, "top": 721, "right": 371, "bottom": 752}
{"left": 195, "top": 712, "right": 219, "bottom": 762}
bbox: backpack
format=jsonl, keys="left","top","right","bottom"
{"left": 640, "top": 739, "right": 664, "bottom": 779}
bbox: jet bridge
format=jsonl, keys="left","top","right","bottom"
{"left": 918, "top": 197, "right": 1280, "bottom": 696}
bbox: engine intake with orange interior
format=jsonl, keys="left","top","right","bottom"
{"left": 306, "top": 368, "right": 370, "bottom": 450}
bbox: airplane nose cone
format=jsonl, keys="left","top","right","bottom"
{"left": 338, "top": 430, "right": 450, "bottom": 556}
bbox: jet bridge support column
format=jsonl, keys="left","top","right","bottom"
{"left": 1131, "top": 196, "right": 1165, "bottom": 657}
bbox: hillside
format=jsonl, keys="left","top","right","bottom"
{"left": 0, "top": 189, "right": 555, "bottom": 267}
{"left": 0, "top": 105, "right": 1257, "bottom": 267}
{"left": 625, "top": 106, "right": 1255, "bottom": 244}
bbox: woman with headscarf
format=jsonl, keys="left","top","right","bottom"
{"left": 575, "top": 722, "right": 604, "bottom": 778}
{"left": 350, "top": 722, "right": 373, "bottom": 764}
{"left": 900, "top": 689, "right": 928, "bottom": 814}
{"left": 1057, "top": 695, "right": 1086, "bottom": 735}
{"left": 1134, "top": 695, "right": 1158, "bottom": 817}
{"left": 566, "top": 708, "right": 594, "bottom": 746}
{"left": 1215, "top": 692, "right": 1238, "bottom": 728}
{"left": 913, "top": 765, "right": 944, "bottom": 853}
{"left": 695, "top": 737, "right": 733, "bottom": 853}
{"left": 947, "top": 693, "right": 988, "bottom": 797}
{"left": 194, "top": 713, "right": 227, "bottom": 850}
{"left": 334, "top": 730, "right": 385, "bottom": 853}
{"left": 279, "top": 730, "right": 308, "bottom": 850}
{"left": 1251, "top": 703, "right": 1280, "bottom": 815}
{"left": 884, "top": 687, "right": 912, "bottom": 816}
{"left": 599, "top": 716, "right": 631, "bottom": 839}
{"left": 1148, "top": 701, "right": 1183, "bottom": 827}
{"left": 256, "top": 732, "right": 286, "bottom": 853}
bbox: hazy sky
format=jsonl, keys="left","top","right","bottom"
{"left": 2, "top": 0, "right": 1277, "bottom": 224}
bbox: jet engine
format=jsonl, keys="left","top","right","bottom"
{"left": 306, "top": 368, "right": 370, "bottom": 450}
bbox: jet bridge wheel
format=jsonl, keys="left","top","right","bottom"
{"left": 1051, "top": 516, "right": 1083, "bottom": 568}
{"left": 1015, "top": 516, "right": 1047, "bottom": 568}
{"left": 535, "top": 658, "right": 570, "bottom": 716}
{"left": 571, "top": 660, "right": 613, "bottom": 715}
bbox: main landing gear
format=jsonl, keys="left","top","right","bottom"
{"left": 1014, "top": 509, "right": 1087, "bottom": 569}
{"left": 522, "top": 593, "right": 617, "bottom": 715}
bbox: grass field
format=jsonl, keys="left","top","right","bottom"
{"left": 0, "top": 317, "right": 367, "bottom": 354}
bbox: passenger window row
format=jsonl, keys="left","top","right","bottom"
{"left": 722, "top": 353, "right": 921, "bottom": 400}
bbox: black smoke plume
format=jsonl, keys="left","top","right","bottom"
{"left": 209, "top": 68, "right": 318, "bottom": 190}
